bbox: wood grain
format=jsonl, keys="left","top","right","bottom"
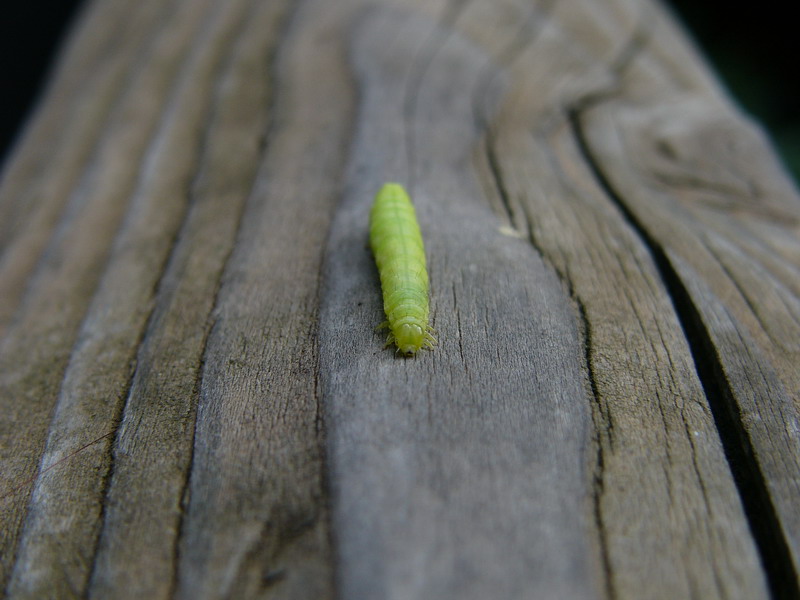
{"left": 581, "top": 32, "right": 800, "bottom": 594}
{"left": 320, "top": 7, "right": 598, "bottom": 599}
{"left": 170, "top": 0, "right": 357, "bottom": 597}
{"left": 0, "top": 0, "right": 179, "bottom": 336}
{"left": 88, "top": 2, "right": 292, "bottom": 598}
{"left": 0, "top": 0, "right": 219, "bottom": 592}
{"left": 0, "top": 0, "right": 797, "bottom": 598}
{"left": 458, "top": 1, "right": 770, "bottom": 597}
{"left": 0, "top": 0, "right": 163, "bottom": 255}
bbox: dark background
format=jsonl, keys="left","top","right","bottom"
{"left": 1, "top": 1, "right": 798, "bottom": 181}
{"left": 0, "top": 0, "right": 86, "bottom": 166}
{"left": 667, "top": 0, "right": 800, "bottom": 181}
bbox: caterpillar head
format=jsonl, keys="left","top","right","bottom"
{"left": 395, "top": 323, "right": 424, "bottom": 355}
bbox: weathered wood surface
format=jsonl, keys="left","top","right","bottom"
{"left": 0, "top": 0, "right": 798, "bottom": 598}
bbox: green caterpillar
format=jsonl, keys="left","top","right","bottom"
{"left": 369, "top": 183, "right": 436, "bottom": 355}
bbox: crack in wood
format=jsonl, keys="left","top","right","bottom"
{"left": 478, "top": 69, "right": 617, "bottom": 599}
{"left": 576, "top": 295, "right": 617, "bottom": 600}
{"left": 2, "top": 0, "right": 233, "bottom": 594}
{"left": 482, "top": 128, "right": 617, "bottom": 596}
{"left": 166, "top": 1, "right": 303, "bottom": 595}
{"left": 569, "top": 103, "right": 800, "bottom": 600}
{"left": 4, "top": 0, "right": 796, "bottom": 596}
{"left": 471, "top": 0, "right": 557, "bottom": 236}
{"left": 86, "top": 2, "right": 268, "bottom": 595}
{"left": 478, "top": 70, "right": 618, "bottom": 600}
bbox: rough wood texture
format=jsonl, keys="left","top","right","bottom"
{"left": 1, "top": 0, "right": 797, "bottom": 598}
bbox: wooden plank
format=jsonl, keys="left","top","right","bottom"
{"left": 86, "top": 2, "right": 292, "bottom": 598}
{"left": 0, "top": 0, "right": 221, "bottom": 592}
{"left": 0, "top": 0, "right": 175, "bottom": 337}
{"left": 4, "top": 1, "right": 288, "bottom": 598}
{"left": 0, "top": 0, "right": 797, "bottom": 598}
{"left": 169, "top": 0, "right": 358, "bottom": 597}
{"left": 319, "top": 7, "right": 599, "bottom": 599}
{"left": 0, "top": 0, "right": 160, "bottom": 251}
{"left": 577, "top": 3, "right": 800, "bottom": 592}
{"left": 455, "top": 1, "right": 771, "bottom": 597}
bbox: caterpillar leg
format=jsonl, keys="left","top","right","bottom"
{"left": 383, "top": 331, "right": 395, "bottom": 349}
{"left": 375, "top": 320, "right": 390, "bottom": 332}
{"left": 423, "top": 328, "right": 437, "bottom": 349}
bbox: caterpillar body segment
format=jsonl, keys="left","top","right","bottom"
{"left": 369, "top": 183, "right": 436, "bottom": 355}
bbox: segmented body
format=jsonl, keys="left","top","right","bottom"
{"left": 369, "top": 183, "right": 436, "bottom": 355}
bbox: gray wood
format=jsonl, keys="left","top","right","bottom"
{"left": 86, "top": 2, "right": 292, "bottom": 598}
{"left": 320, "top": 7, "right": 598, "bottom": 599}
{"left": 0, "top": 0, "right": 797, "bottom": 598}
{"left": 0, "top": 0, "right": 218, "bottom": 591}
{"left": 0, "top": 0, "right": 161, "bottom": 255}
{"left": 0, "top": 0, "right": 176, "bottom": 336}
{"left": 5, "top": 2, "right": 251, "bottom": 597}
{"left": 171, "top": 0, "right": 357, "bottom": 597}
{"left": 581, "top": 20, "right": 800, "bottom": 590}
{"left": 451, "top": 1, "right": 771, "bottom": 597}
